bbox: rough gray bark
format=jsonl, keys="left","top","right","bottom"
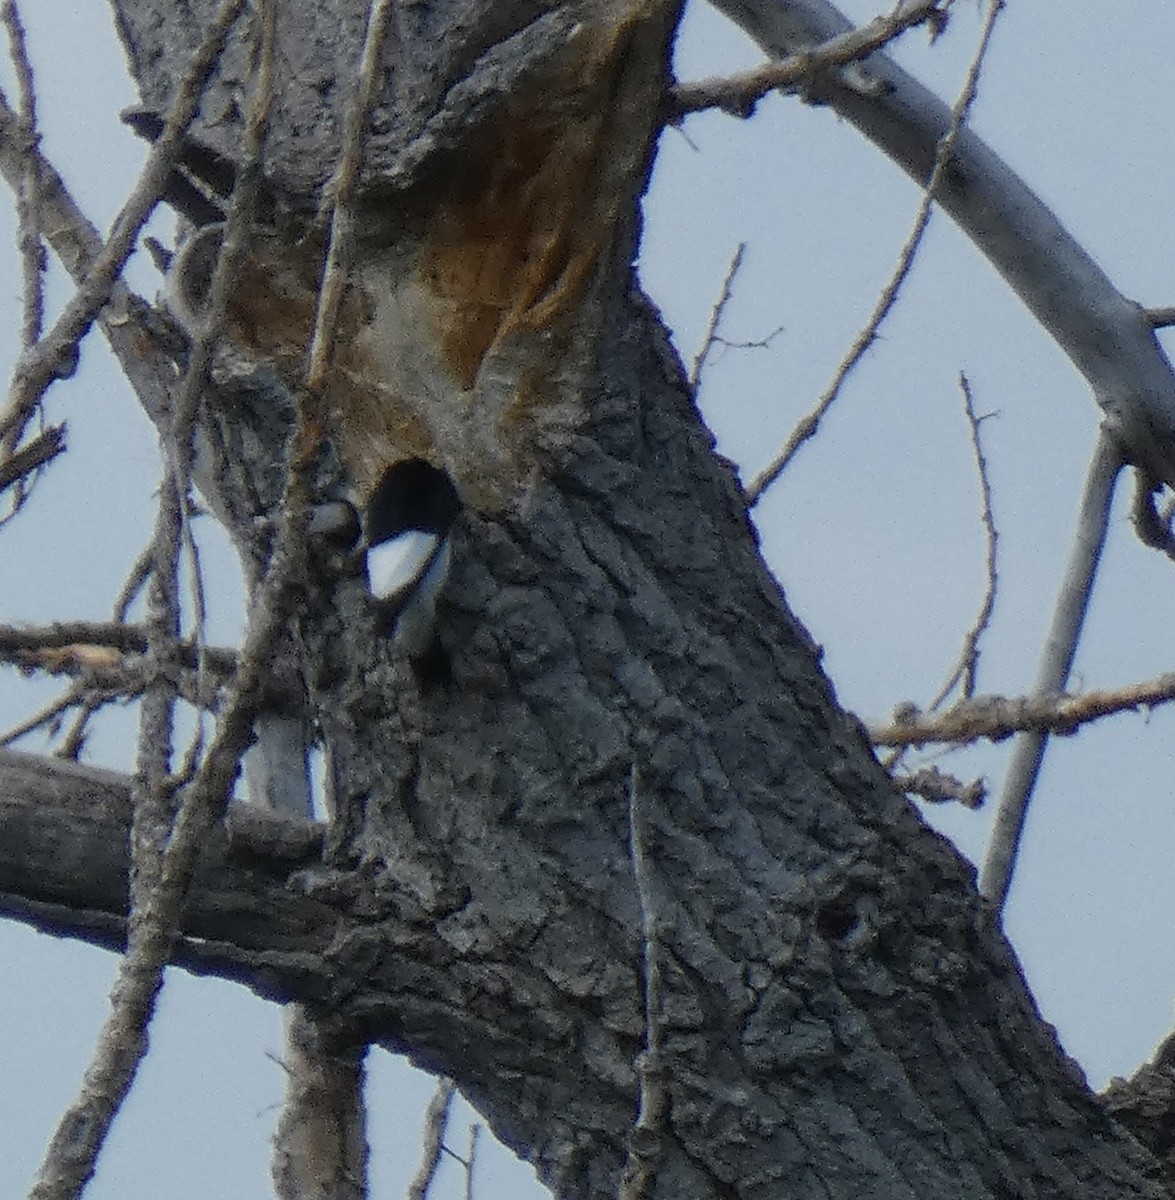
{"left": 2, "top": 0, "right": 1172, "bottom": 1198}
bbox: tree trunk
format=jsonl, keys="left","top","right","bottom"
{"left": 0, "top": 0, "right": 1169, "bottom": 1197}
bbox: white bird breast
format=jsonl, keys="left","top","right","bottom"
{"left": 367, "top": 530, "right": 441, "bottom": 602}
{"left": 366, "top": 531, "right": 451, "bottom": 655}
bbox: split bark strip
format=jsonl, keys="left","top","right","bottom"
{"left": 619, "top": 764, "right": 666, "bottom": 1200}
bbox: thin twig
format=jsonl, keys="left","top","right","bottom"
{"left": 978, "top": 428, "right": 1125, "bottom": 915}
{"left": 928, "top": 373, "right": 999, "bottom": 709}
{"left": 1, "top": 0, "right": 45, "bottom": 354}
{"left": 668, "top": 0, "right": 947, "bottom": 120}
{"left": 305, "top": 0, "right": 395, "bottom": 397}
{"left": 407, "top": 1078, "right": 457, "bottom": 1200}
{"left": 747, "top": 0, "right": 1006, "bottom": 505}
{"left": 0, "top": 0, "right": 246, "bottom": 459}
{"left": 463, "top": 1123, "right": 480, "bottom": 1200}
{"left": 690, "top": 243, "right": 745, "bottom": 390}
{"left": 1144, "top": 306, "right": 1175, "bottom": 330}
{"left": 0, "top": 684, "right": 86, "bottom": 748}
{"left": 869, "top": 664, "right": 1175, "bottom": 748}
{"left": 114, "top": 545, "right": 155, "bottom": 621}
{"left": 58, "top": 694, "right": 106, "bottom": 761}
{"left": 893, "top": 764, "right": 985, "bottom": 808}
{"left": 25, "top": 6, "right": 258, "bottom": 1198}
{"left": 0, "top": 420, "right": 64, "bottom": 491}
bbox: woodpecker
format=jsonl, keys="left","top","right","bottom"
{"left": 128, "top": 112, "right": 465, "bottom": 665}
{"left": 363, "top": 459, "right": 461, "bottom": 663}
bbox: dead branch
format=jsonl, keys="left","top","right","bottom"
{"left": 668, "top": 0, "right": 947, "bottom": 120}
{"left": 709, "top": 0, "right": 1175, "bottom": 491}
{"left": 747, "top": 0, "right": 1004, "bottom": 503}
{"left": 0, "top": 2, "right": 243, "bottom": 467}
{"left": 893, "top": 765, "right": 985, "bottom": 809}
{"left": 690, "top": 242, "right": 746, "bottom": 391}
{"left": 0, "top": 421, "right": 65, "bottom": 498}
{"left": 928, "top": 372, "right": 999, "bottom": 709}
{"left": 407, "top": 1078, "right": 457, "bottom": 1200}
{"left": 26, "top": 3, "right": 255, "bottom": 1195}
{"left": 872, "top": 668, "right": 1175, "bottom": 750}
{"left": 978, "top": 429, "right": 1123, "bottom": 913}
{"left": 1, "top": 0, "right": 46, "bottom": 357}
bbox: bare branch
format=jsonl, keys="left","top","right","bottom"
{"left": 747, "top": 0, "right": 1005, "bottom": 504}
{"left": 0, "top": 90, "right": 183, "bottom": 473}
{"left": 1144, "top": 306, "right": 1175, "bottom": 330}
{"left": 1129, "top": 470, "right": 1175, "bottom": 561}
{"left": 59, "top": 695, "right": 109, "bottom": 763}
{"left": 690, "top": 242, "right": 745, "bottom": 390}
{"left": 0, "top": 684, "right": 92, "bottom": 749}
{"left": 711, "top": 0, "right": 1175, "bottom": 490}
{"left": 0, "top": 747, "right": 330, "bottom": 981}
{"left": 893, "top": 764, "right": 985, "bottom": 809}
{"left": 0, "top": 420, "right": 64, "bottom": 502}
{"left": 305, "top": 0, "right": 396, "bottom": 397}
{"left": 0, "top": 0, "right": 246, "bottom": 463}
{"left": 271, "top": 1007, "right": 368, "bottom": 1200}
{"left": 24, "top": 3, "right": 258, "bottom": 1195}
{"left": 1, "top": 0, "right": 45, "bottom": 354}
{"left": 407, "top": 1078, "right": 456, "bottom": 1200}
{"left": 0, "top": 619, "right": 150, "bottom": 659}
{"left": 668, "top": 0, "right": 948, "bottom": 119}
{"left": 0, "top": 0, "right": 57, "bottom": 522}
{"left": 113, "top": 546, "right": 154, "bottom": 622}
{"left": 249, "top": 6, "right": 397, "bottom": 1192}
{"left": 928, "top": 373, "right": 999, "bottom": 709}
{"left": 460, "top": 1124, "right": 480, "bottom": 1200}
{"left": 0, "top": 619, "right": 235, "bottom": 675}
{"left": 979, "top": 430, "right": 1124, "bottom": 914}
{"left": 871, "top": 664, "right": 1175, "bottom": 748}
